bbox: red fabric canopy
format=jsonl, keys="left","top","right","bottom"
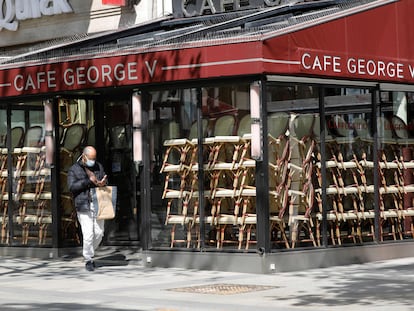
{"left": 1, "top": 0, "right": 414, "bottom": 98}
{"left": 263, "top": 0, "right": 414, "bottom": 82}
{"left": 102, "top": 0, "right": 126, "bottom": 6}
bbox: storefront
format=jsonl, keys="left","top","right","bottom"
{"left": 1, "top": 0, "right": 414, "bottom": 272}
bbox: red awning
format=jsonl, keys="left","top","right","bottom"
{"left": 263, "top": 0, "right": 414, "bottom": 83}
{"left": 102, "top": 0, "right": 126, "bottom": 6}
{"left": 1, "top": 0, "right": 414, "bottom": 98}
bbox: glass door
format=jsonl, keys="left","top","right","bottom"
{"left": 103, "top": 99, "right": 137, "bottom": 244}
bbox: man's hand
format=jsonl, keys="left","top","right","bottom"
{"left": 89, "top": 175, "right": 99, "bottom": 186}
{"left": 97, "top": 175, "right": 107, "bottom": 187}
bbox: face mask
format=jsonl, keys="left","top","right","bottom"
{"left": 84, "top": 155, "right": 95, "bottom": 167}
{"left": 86, "top": 160, "right": 95, "bottom": 167}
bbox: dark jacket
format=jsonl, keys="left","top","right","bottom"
{"left": 67, "top": 159, "right": 106, "bottom": 212}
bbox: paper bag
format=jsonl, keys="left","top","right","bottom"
{"left": 91, "top": 186, "right": 117, "bottom": 220}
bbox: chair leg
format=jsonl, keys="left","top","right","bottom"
{"left": 238, "top": 225, "right": 245, "bottom": 250}
{"left": 186, "top": 224, "right": 192, "bottom": 248}
{"left": 245, "top": 224, "right": 253, "bottom": 250}
{"left": 170, "top": 224, "right": 176, "bottom": 248}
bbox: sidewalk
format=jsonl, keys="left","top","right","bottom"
{"left": 0, "top": 248, "right": 414, "bottom": 311}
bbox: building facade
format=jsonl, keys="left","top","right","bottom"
{"left": 1, "top": 0, "right": 414, "bottom": 272}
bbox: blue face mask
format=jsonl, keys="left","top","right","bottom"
{"left": 84, "top": 155, "right": 95, "bottom": 167}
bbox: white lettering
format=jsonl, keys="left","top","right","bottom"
{"left": 347, "top": 58, "right": 357, "bottom": 74}
{"left": 64, "top": 68, "right": 74, "bottom": 86}
{"left": 14, "top": 74, "right": 23, "bottom": 91}
{"left": 12, "top": 61, "right": 156, "bottom": 93}
{"left": 409, "top": 65, "right": 414, "bottom": 78}
{"left": 101, "top": 65, "right": 113, "bottom": 83}
{"left": 114, "top": 64, "right": 125, "bottom": 81}
{"left": 36, "top": 72, "right": 46, "bottom": 89}
{"left": 301, "top": 53, "right": 342, "bottom": 73}
{"left": 128, "top": 62, "right": 138, "bottom": 80}
{"left": 25, "top": 74, "right": 35, "bottom": 90}
{"left": 347, "top": 57, "right": 405, "bottom": 79}
{"left": 0, "top": 0, "right": 73, "bottom": 32}
{"left": 301, "top": 53, "right": 311, "bottom": 70}
{"left": 220, "top": 0, "right": 241, "bottom": 11}
{"left": 76, "top": 67, "right": 86, "bottom": 85}
{"left": 377, "top": 61, "right": 386, "bottom": 77}
{"left": 0, "top": 0, "right": 18, "bottom": 31}
{"left": 145, "top": 60, "right": 157, "bottom": 78}
{"left": 200, "top": 0, "right": 216, "bottom": 15}
{"left": 47, "top": 70, "right": 56, "bottom": 88}
{"left": 312, "top": 56, "right": 322, "bottom": 71}
{"left": 397, "top": 63, "right": 404, "bottom": 78}
{"left": 87, "top": 66, "right": 99, "bottom": 84}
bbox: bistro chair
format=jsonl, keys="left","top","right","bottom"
{"left": 314, "top": 191, "right": 339, "bottom": 246}
{"left": 160, "top": 120, "right": 204, "bottom": 248}
{"left": 86, "top": 125, "right": 96, "bottom": 147}
{"left": 268, "top": 112, "right": 291, "bottom": 192}
{"left": 23, "top": 126, "right": 43, "bottom": 147}
{"left": 164, "top": 192, "right": 195, "bottom": 248}
{"left": 10, "top": 126, "right": 25, "bottom": 149}
{"left": 60, "top": 123, "right": 86, "bottom": 171}
{"left": 289, "top": 183, "right": 317, "bottom": 248}
{"left": 61, "top": 194, "right": 80, "bottom": 244}
{"left": 206, "top": 115, "right": 237, "bottom": 169}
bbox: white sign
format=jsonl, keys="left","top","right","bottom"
{"left": 0, "top": 0, "right": 73, "bottom": 31}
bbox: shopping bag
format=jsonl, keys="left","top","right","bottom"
{"left": 91, "top": 186, "right": 117, "bottom": 220}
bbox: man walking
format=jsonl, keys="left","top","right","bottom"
{"left": 68, "top": 146, "right": 107, "bottom": 271}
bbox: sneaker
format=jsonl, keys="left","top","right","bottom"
{"left": 85, "top": 260, "right": 95, "bottom": 271}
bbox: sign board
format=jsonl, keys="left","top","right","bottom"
{"left": 0, "top": 0, "right": 137, "bottom": 47}
{"left": 173, "top": 0, "right": 302, "bottom": 18}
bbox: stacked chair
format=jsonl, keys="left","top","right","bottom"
{"left": 160, "top": 110, "right": 414, "bottom": 249}
{"left": 7, "top": 126, "right": 53, "bottom": 245}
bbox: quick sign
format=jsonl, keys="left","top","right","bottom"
{"left": 0, "top": 0, "right": 73, "bottom": 31}
{"left": 172, "top": 0, "right": 299, "bottom": 17}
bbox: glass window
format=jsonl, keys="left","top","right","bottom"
{"left": 149, "top": 88, "right": 198, "bottom": 248}
{"left": 2, "top": 103, "right": 52, "bottom": 246}
{"left": 266, "top": 84, "right": 319, "bottom": 249}
{"left": 150, "top": 83, "right": 251, "bottom": 250}
{"left": 324, "top": 87, "right": 373, "bottom": 245}
{"left": 378, "top": 91, "right": 414, "bottom": 242}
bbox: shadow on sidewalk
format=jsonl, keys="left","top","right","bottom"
{"left": 1, "top": 303, "right": 144, "bottom": 311}
{"left": 95, "top": 253, "right": 129, "bottom": 267}
{"left": 267, "top": 261, "right": 414, "bottom": 307}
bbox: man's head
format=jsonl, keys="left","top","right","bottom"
{"left": 82, "top": 146, "right": 97, "bottom": 167}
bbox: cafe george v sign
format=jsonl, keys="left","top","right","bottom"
{"left": 173, "top": 0, "right": 311, "bottom": 17}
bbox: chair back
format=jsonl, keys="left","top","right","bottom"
{"left": 59, "top": 126, "right": 65, "bottom": 144}
{"left": 237, "top": 114, "right": 251, "bottom": 136}
{"left": 24, "top": 126, "right": 43, "bottom": 147}
{"left": 332, "top": 115, "right": 353, "bottom": 137}
{"left": 293, "top": 114, "right": 314, "bottom": 140}
{"left": 353, "top": 118, "right": 371, "bottom": 139}
{"left": 377, "top": 116, "right": 393, "bottom": 139}
{"left": 161, "top": 122, "right": 180, "bottom": 142}
{"left": 267, "top": 112, "right": 289, "bottom": 138}
{"left": 86, "top": 125, "right": 96, "bottom": 146}
{"left": 62, "top": 124, "right": 86, "bottom": 151}
{"left": 392, "top": 116, "right": 408, "bottom": 139}
{"left": 188, "top": 119, "right": 208, "bottom": 140}
{"left": 10, "top": 127, "right": 24, "bottom": 149}
{"left": 213, "top": 115, "right": 235, "bottom": 136}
